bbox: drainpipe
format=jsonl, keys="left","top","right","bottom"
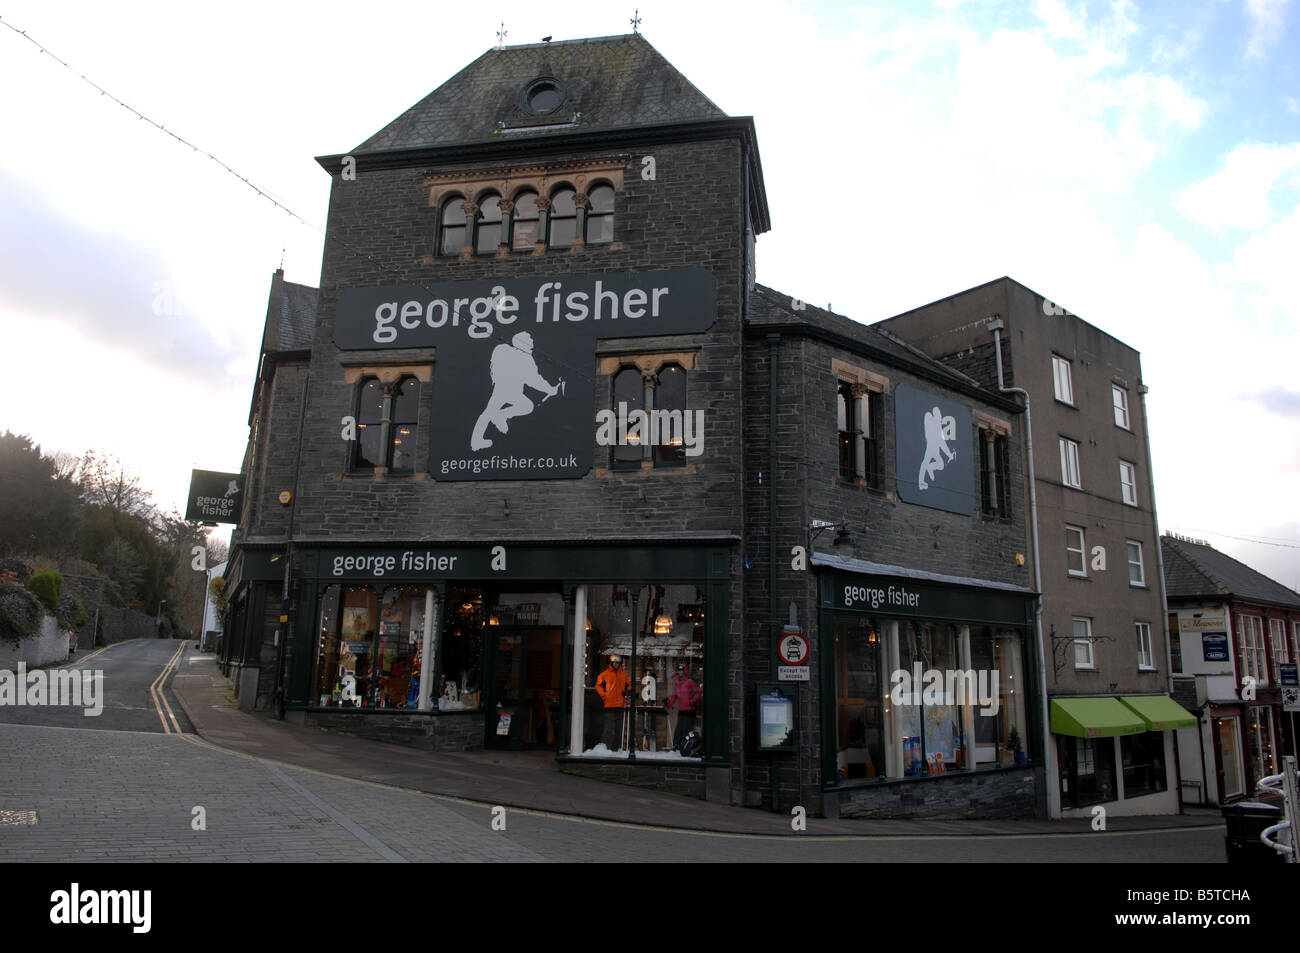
{"left": 767, "top": 333, "right": 781, "bottom": 808}
{"left": 990, "top": 317, "right": 1051, "bottom": 817}
{"left": 273, "top": 365, "right": 311, "bottom": 718}
{"left": 1139, "top": 382, "right": 1182, "bottom": 810}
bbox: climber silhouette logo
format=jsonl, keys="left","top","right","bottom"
{"left": 470, "top": 331, "right": 563, "bottom": 452}
{"left": 917, "top": 406, "right": 956, "bottom": 491}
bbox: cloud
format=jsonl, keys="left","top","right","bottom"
{"left": 1176, "top": 142, "right": 1300, "bottom": 229}
{"left": 1244, "top": 0, "right": 1294, "bottom": 60}
{"left": 0, "top": 170, "right": 245, "bottom": 388}
{"left": 1241, "top": 387, "right": 1300, "bottom": 416}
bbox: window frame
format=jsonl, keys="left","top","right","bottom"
{"left": 1052, "top": 355, "right": 1075, "bottom": 406}
{"left": 979, "top": 426, "right": 1010, "bottom": 518}
{"left": 1119, "top": 460, "right": 1138, "bottom": 506}
{"left": 835, "top": 376, "right": 884, "bottom": 490}
{"left": 1059, "top": 437, "right": 1082, "bottom": 489}
{"left": 1136, "top": 621, "right": 1155, "bottom": 670}
{"left": 603, "top": 355, "right": 696, "bottom": 471}
{"left": 438, "top": 195, "right": 468, "bottom": 258}
{"left": 1066, "top": 524, "right": 1087, "bottom": 577}
{"left": 1268, "top": 618, "right": 1289, "bottom": 685}
{"left": 584, "top": 182, "right": 615, "bottom": 246}
{"left": 1112, "top": 385, "right": 1131, "bottom": 430}
{"left": 1235, "top": 614, "right": 1268, "bottom": 686}
{"left": 1073, "top": 617, "right": 1095, "bottom": 669}
{"left": 1126, "top": 540, "right": 1146, "bottom": 588}
{"left": 546, "top": 185, "right": 578, "bottom": 249}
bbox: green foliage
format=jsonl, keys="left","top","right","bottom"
{"left": 0, "top": 582, "right": 42, "bottom": 644}
{"left": 0, "top": 432, "right": 80, "bottom": 558}
{"left": 209, "top": 576, "right": 229, "bottom": 620}
{"left": 26, "top": 570, "right": 63, "bottom": 611}
{"left": 56, "top": 594, "right": 89, "bottom": 630}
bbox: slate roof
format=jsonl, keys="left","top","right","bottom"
{"left": 262, "top": 269, "right": 317, "bottom": 353}
{"left": 353, "top": 34, "right": 728, "bottom": 153}
{"left": 1161, "top": 536, "right": 1300, "bottom": 609}
{"left": 749, "top": 283, "right": 985, "bottom": 391}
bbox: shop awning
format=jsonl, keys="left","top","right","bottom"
{"left": 1120, "top": 695, "right": 1197, "bottom": 731}
{"left": 1050, "top": 697, "right": 1146, "bottom": 738}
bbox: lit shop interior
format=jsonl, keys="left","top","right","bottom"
{"left": 308, "top": 580, "right": 710, "bottom": 756}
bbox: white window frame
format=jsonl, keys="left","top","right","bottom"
{"left": 1112, "top": 385, "right": 1130, "bottom": 429}
{"left": 1053, "top": 355, "right": 1074, "bottom": 405}
{"left": 1269, "top": 618, "right": 1289, "bottom": 684}
{"left": 1236, "top": 614, "right": 1268, "bottom": 686}
{"left": 1060, "top": 438, "right": 1082, "bottom": 489}
{"left": 1119, "top": 460, "right": 1138, "bottom": 506}
{"left": 1073, "top": 617, "right": 1094, "bottom": 669}
{"left": 1136, "top": 622, "right": 1155, "bottom": 670}
{"left": 1126, "top": 540, "right": 1145, "bottom": 587}
{"left": 1066, "top": 525, "right": 1087, "bottom": 577}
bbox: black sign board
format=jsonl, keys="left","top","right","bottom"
{"left": 333, "top": 269, "right": 717, "bottom": 481}
{"left": 823, "top": 571, "right": 1030, "bottom": 627}
{"left": 185, "top": 469, "right": 242, "bottom": 524}
{"left": 893, "top": 382, "right": 974, "bottom": 515}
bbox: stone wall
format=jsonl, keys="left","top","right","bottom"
{"left": 833, "top": 767, "right": 1037, "bottom": 819}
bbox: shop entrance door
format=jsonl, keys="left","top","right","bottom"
{"left": 485, "top": 627, "right": 563, "bottom": 750}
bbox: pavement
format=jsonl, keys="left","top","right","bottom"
{"left": 169, "top": 644, "right": 1225, "bottom": 838}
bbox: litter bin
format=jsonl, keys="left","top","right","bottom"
{"left": 1222, "top": 800, "right": 1285, "bottom": 864}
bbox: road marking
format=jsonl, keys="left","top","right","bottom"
{"left": 149, "top": 644, "right": 186, "bottom": 734}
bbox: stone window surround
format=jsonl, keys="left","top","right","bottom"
{"left": 337, "top": 364, "right": 433, "bottom": 482}
{"left": 594, "top": 350, "right": 699, "bottom": 477}
{"left": 831, "top": 359, "right": 889, "bottom": 496}
{"left": 425, "top": 158, "right": 628, "bottom": 260}
{"left": 974, "top": 411, "right": 1012, "bottom": 519}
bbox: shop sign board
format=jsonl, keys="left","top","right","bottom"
{"left": 893, "top": 382, "right": 974, "bottom": 516}
{"left": 1183, "top": 615, "right": 1226, "bottom": 630}
{"left": 825, "top": 573, "right": 1029, "bottom": 627}
{"left": 1202, "top": 632, "right": 1229, "bottom": 662}
{"left": 1280, "top": 663, "right": 1299, "bottom": 713}
{"left": 185, "top": 469, "right": 242, "bottom": 524}
{"left": 333, "top": 269, "right": 716, "bottom": 481}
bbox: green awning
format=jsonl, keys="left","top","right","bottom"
{"left": 1050, "top": 697, "right": 1146, "bottom": 738}
{"left": 1120, "top": 695, "right": 1197, "bottom": 731}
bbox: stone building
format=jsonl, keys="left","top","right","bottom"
{"left": 221, "top": 33, "right": 1050, "bottom": 818}
{"left": 879, "top": 279, "right": 1190, "bottom": 816}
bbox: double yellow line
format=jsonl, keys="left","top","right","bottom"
{"left": 150, "top": 643, "right": 186, "bottom": 733}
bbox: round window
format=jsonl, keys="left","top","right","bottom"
{"left": 526, "top": 81, "right": 561, "bottom": 113}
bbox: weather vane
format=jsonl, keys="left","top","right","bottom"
{"left": 496, "top": 21, "right": 508, "bottom": 49}
{"left": 631, "top": 9, "right": 641, "bottom": 33}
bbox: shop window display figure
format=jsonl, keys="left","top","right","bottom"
{"left": 595, "top": 654, "right": 631, "bottom": 751}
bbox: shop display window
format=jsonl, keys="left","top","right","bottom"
{"left": 833, "top": 615, "right": 885, "bottom": 781}
{"left": 1121, "top": 731, "right": 1167, "bottom": 798}
{"left": 313, "top": 585, "right": 434, "bottom": 709}
{"left": 1245, "top": 706, "right": 1276, "bottom": 785}
{"left": 899, "top": 621, "right": 966, "bottom": 775}
{"left": 970, "top": 627, "right": 1029, "bottom": 767}
{"left": 439, "top": 585, "right": 485, "bottom": 710}
{"left": 1058, "top": 735, "right": 1117, "bottom": 808}
{"left": 575, "top": 584, "right": 705, "bottom": 758}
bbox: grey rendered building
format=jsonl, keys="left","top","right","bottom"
{"left": 880, "top": 278, "right": 1189, "bottom": 816}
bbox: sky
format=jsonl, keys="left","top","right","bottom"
{"left": 0, "top": 0, "right": 1297, "bottom": 589}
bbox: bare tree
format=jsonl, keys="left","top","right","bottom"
{"left": 78, "top": 451, "right": 156, "bottom": 520}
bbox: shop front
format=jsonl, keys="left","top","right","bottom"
{"left": 816, "top": 564, "right": 1042, "bottom": 819}
{"left": 283, "top": 542, "right": 730, "bottom": 770}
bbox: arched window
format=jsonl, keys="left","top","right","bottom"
{"left": 611, "top": 366, "right": 643, "bottom": 469}
{"left": 353, "top": 376, "right": 421, "bottom": 472}
{"left": 355, "top": 377, "right": 386, "bottom": 469}
{"left": 439, "top": 197, "right": 467, "bottom": 257}
{"left": 654, "top": 363, "right": 687, "bottom": 466}
{"left": 511, "top": 191, "right": 540, "bottom": 250}
{"left": 389, "top": 377, "right": 420, "bottom": 473}
{"left": 548, "top": 187, "right": 577, "bottom": 248}
{"left": 585, "top": 183, "right": 615, "bottom": 245}
{"left": 475, "top": 193, "right": 503, "bottom": 254}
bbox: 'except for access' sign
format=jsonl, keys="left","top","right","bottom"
{"left": 778, "top": 626, "right": 810, "bottom": 682}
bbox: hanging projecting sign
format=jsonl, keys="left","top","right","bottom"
{"left": 334, "top": 269, "right": 717, "bottom": 481}
{"left": 893, "top": 382, "right": 974, "bottom": 515}
{"left": 185, "top": 469, "right": 243, "bottom": 524}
